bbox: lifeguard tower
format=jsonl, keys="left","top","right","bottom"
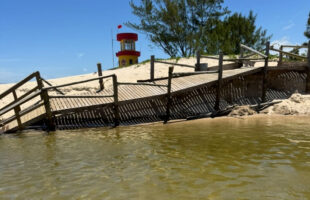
{"left": 116, "top": 33, "right": 140, "bottom": 67}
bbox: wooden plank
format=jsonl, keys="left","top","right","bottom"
{"left": 0, "top": 86, "right": 39, "bottom": 114}
{"left": 0, "top": 90, "right": 41, "bottom": 116}
{"left": 43, "top": 74, "right": 114, "bottom": 90}
{"left": 270, "top": 47, "right": 307, "bottom": 60}
{"left": 155, "top": 60, "right": 195, "bottom": 69}
{"left": 49, "top": 95, "right": 114, "bottom": 98}
{"left": 41, "top": 78, "right": 65, "bottom": 95}
{"left": 118, "top": 82, "right": 167, "bottom": 87}
{"left": 240, "top": 44, "right": 267, "bottom": 58}
{"left": 0, "top": 71, "right": 39, "bottom": 99}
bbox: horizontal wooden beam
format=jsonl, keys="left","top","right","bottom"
{"left": 118, "top": 82, "right": 168, "bottom": 87}
{"left": 49, "top": 95, "right": 114, "bottom": 98}
{"left": 240, "top": 44, "right": 267, "bottom": 58}
{"left": 43, "top": 74, "right": 115, "bottom": 90}
{"left": 0, "top": 90, "right": 41, "bottom": 116}
{"left": 281, "top": 45, "right": 307, "bottom": 48}
{"left": 0, "top": 71, "right": 39, "bottom": 99}
{"left": 1, "top": 102, "right": 44, "bottom": 125}
{"left": 41, "top": 78, "right": 65, "bottom": 95}
{"left": 270, "top": 47, "right": 307, "bottom": 60}
{"left": 173, "top": 71, "right": 218, "bottom": 77}
{"left": 0, "top": 86, "right": 39, "bottom": 114}
{"left": 154, "top": 60, "right": 195, "bottom": 68}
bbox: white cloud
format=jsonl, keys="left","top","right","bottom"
{"left": 77, "top": 53, "right": 85, "bottom": 58}
{"left": 282, "top": 20, "right": 295, "bottom": 31}
{"left": 271, "top": 36, "right": 293, "bottom": 48}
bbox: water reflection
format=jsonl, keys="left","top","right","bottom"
{"left": 0, "top": 116, "right": 310, "bottom": 199}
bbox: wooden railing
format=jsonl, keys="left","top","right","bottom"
{"left": 0, "top": 71, "right": 47, "bottom": 132}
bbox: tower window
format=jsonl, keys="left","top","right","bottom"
{"left": 129, "top": 59, "right": 133, "bottom": 64}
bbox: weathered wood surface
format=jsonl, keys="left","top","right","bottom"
{"left": 2, "top": 61, "right": 309, "bottom": 132}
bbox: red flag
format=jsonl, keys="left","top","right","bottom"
{"left": 117, "top": 25, "right": 122, "bottom": 29}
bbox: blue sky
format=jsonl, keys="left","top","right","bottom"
{"left": 0, "top": 0, "right": 309, "bottom": 83}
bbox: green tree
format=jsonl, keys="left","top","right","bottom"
{"left": 305, "top": 12, "right": 310, "bottom": 39}
{"left": 127, "top": 0, "right": 271, "bottom": 57}
{"left": 126, "top": 0, "right": 228, "bottom": 57}
{"left": 205, "top": 11, "right": 271, "bottom": 55}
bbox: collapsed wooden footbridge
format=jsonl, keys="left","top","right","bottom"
{"left": 1, "top": 42, "right": 310, "bottom": 133}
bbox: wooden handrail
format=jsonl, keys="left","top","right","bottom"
{"left": 41, "top": 78, "right": 65, "bottom": 95}
{"left": 118, "top": 82, "right": 168, "bottom": 87}
{"left": 43, "top": 74, "right": 115, "bottom": 90}
{"left": 0, "top": 86, "right": 39, "bottom": 114}
{"left": 200, "top": 55, "right": 220, "bottom": 60}
{"left": 270, "top": 47, "right": 307, "bottom": 60}
{"left": 240, "top": 44, "right": 267, "bottom": 58}
{"left": 154, "top": 60, "right": 195, "bottom": 69}
{"left": 173, "top": 71, "right": 218, "bottom": 77}
{"left": 49, "top": 95, "right": 114, "bottom": 98}
{"left": 0, "top": 102, "right": 44, "bottom": 125}
{"left": 0, "top": 71, "right": 39, "bottom": 99}
{"left": 0, "top": 90, "right": 42, "bottom": 116}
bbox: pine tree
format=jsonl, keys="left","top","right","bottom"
{"left": 305, "top": 12, "right": 310, "bottom": 39}
{"left": 126, "top": 0, "right": 227, "bottom": 57}
{"left": 127, "top": 0, "right": 271, "bottom": 57}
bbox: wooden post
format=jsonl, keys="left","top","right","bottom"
{"left": 97, "top": 63, "right": 104, "bottom": 91}
{"left": 112, "top": 75, "right": 120, "bottom": 127}
{"left": 214, "top": 52, "right": 223, "bottom": 111}
{"left": 36, "top": 73, "right": 55, "bottom": 131}
{"left": 261, "top": 41, "right": 270, "bottom": 103}
{"left": 239, "top": 44, "right": 244, "bottom": 67}
{"left": 150, "top": 55, "right": 155, "bottom": 81}
{"left": 164, "top": 66, "right": 174, "bottom": 124}
{"left": 240, "top": 44, "right": 244, "bottom": 58}
{"left": 195, "top": 50, "right": 201, "bottom": 71}
{"left": 278, "top": 45, "right": 283, "bottom": 66}
{"left": 306, "top": 41, "right": 310, "bottom": 93}
{"left": 12, "top": 90, "right": 22, "bottom": 131}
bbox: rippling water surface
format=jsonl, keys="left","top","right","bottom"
{"left": 1, "top": 116, "right": 310, "bottom": 199}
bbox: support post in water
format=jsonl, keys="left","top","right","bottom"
{"left": 195, "top": 50, "right": 201, "bottom": 71}
{"left": 306, "top": 41, "right": 310, "bottom": 93}
{"left": 164, "top": 66, "right": 174, "bottom": 124}
{"left": 150, "top": 55, "right": 155, "bottom": 81}
{"left": 279, "top": 45, "right": 283, "bottom": 66}
{"left": 262, "top": 41, "right": 270, "bottom": 103}
{"left": 112, "top": 75, "right": 120, "bottom": 127}
{"left": 97, "top": 63, "right": 104, "bottom": 91}
{"left": 36, "top": 72, "right": 55, "bottom": 131}
{"left": 214, "top": 52, "right": 223, "bottom": 111}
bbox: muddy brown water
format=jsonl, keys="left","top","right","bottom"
{"left": 0, "top": 116, "right": 310, "bottom": 199}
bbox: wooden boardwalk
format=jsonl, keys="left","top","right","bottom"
{"left": 1, "top": 42, "right": 309, "bottom": 133}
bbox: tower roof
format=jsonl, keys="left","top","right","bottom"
{"left": 117, "top": 33, "right": 138, "bottom": 41}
